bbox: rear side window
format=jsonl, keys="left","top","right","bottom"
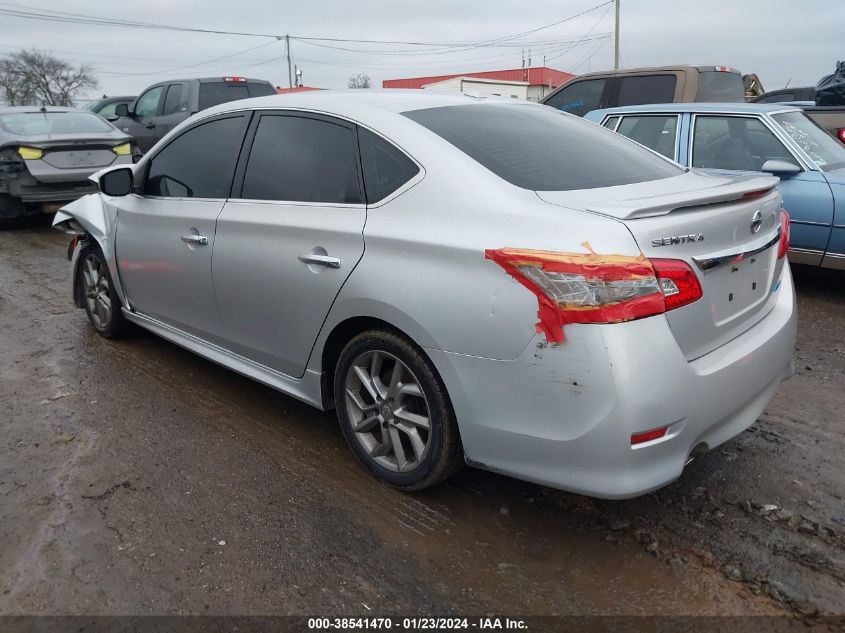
{"left": 144, "top": 115, "right": 246, "bottom": 198}
{"left": 616, "top": 75, "right": 676, "bottom": 107}
{"left": 543, "top": 79, "right": 606, "bottom": 116}
{"left": 247, "top": 83, "right": 276, "bottom": 98}
{"left": 162, "top": 84, "right": 188, "bottom": 115}
{"left": 240, "top": 114, "right": 361, "bottom": 204}
{"left": 616, "top": 115, "right": 678, "bottom": 159}
{"left": 358, "top": 128, "right": 419, "bottom": 203}
{"left": 696, "top": 71, "right": 745, "bottom": 102}
{"left": 404, "top": 104, "right": 682, "bottom": 191}
{"left": 198, "top": 82, "right": 250, "bottom": 110}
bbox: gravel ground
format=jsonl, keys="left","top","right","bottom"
{"left": 0, "top": 221, "right": 842, "bottom": 618}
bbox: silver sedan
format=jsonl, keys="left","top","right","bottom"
{"left": 54, "top": 91, "right": 796, "bottom": 498}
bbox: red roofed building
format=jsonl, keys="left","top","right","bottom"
{"left": 383, "top": 67, "right": 574, "bottom": 101}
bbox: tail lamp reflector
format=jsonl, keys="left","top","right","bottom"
{"left": 837, "top": 129, "right": 845, "bottom": 144}
{"left": 631, "top": 426, "right": 668, "bottom": 445}
{"left": 485, "top": 248, "right": 702, "bottom": 343}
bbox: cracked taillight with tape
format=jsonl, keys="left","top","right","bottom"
{"left": 485, "top": 248, "right": 702, "bottom": 343}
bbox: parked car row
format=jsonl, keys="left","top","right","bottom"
{"left": 54, "top": 91, "right": 796, "bottom": 498}
{"left": 0, "top": 76, "right": 275, "bottom": 224}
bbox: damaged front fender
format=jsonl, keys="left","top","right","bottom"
{"left": 52, "top": 193, "right": 127, "bottom": 310}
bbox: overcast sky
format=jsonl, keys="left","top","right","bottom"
{"left": 0, "top": 0, "right": 841, "bottom": 99}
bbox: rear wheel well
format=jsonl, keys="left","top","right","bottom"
{"left": 321, "top": 317, "right": 412, "bottom": 409}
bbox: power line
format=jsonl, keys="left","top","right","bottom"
{"left": 0, "top": 0, "right": 613, "bottom": 50}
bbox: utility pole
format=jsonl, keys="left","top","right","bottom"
{"left": 614, "top": 0, "right": 620, "bottom": 69}
{"left": 285, "top": 34, "right": 293, "bottom": 89}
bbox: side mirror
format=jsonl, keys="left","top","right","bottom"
{"left": 761, "top": 159, "right": 801, "bottom": 176}
{"left": 99, "top": 167, "right": 134, "bottom": 197}
{"left": 114, "top": 103, "right": 130, "bottom": 118}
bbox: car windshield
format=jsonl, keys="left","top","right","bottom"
{"left": 403, "top": 103, "right": 683, "bottom": 191}
{"left": 772, "top": 111, "right": 845, "bottom": 171}
{"left": 0, "top": 111, "right": 114, "bottom": 136}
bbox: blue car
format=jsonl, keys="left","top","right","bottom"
{"left": 584, "top": 103, "right": 845, "bottom": 269}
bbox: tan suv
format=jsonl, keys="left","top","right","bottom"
{"left": 541, "top": 65, "right": 745, "bottom": 116}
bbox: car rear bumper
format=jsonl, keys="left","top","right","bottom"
{"left": 427, "top": 264, "right": 797, "bottom": 499}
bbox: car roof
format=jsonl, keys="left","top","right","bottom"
{"left": 588, "top": 102, "right": 804, "bottom": 117}
{"left": 201, "top": 89, "right": 540, "bottom": 119}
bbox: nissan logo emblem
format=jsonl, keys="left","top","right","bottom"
{"left": 750, "top": 210, "right": 763, "bottom": 234}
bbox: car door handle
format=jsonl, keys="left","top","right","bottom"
{"left": 181, "top": 234, "right": 208, "bottom": 246}
{"left": 145, "top": 122, "right": 156, "bottom": 129}
{"left": 298, "top": 253, "right": 341, "bottom": 268}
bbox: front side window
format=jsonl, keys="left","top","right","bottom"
{"left": 144, "top": 115, "right": 246, "bottom": 198}
{"left": 358, "top": 128, "right": 419, "bottom": 203}
{"left": 543, "top": 79, "right": 606, "bottom": 116}
{"left": 616, "top": 115, "right": 678, "bottom": 159}
{"left": 616, "top": 75, "right": 676, "bottom": 107}
{"left": 692, "top": 116, "right": 795, "bottom": 171}
{"left": 135, "top": 87, "right": 163, "bottom": 118}
{"left": 773, "top": 111, "right": 845, "bottom": 171}
{"left": 96, "top": 101, "right": 123, "bottom": 118}
{"left": 404, "top": 104, "right": 682, "bottom": 191}
{"left": 241, "top": 114, "right": 361, "bottom": 204}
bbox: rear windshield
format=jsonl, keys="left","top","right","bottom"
{"left": 198, "top": 81, "right": 273, "bottom": 110}
{"left": 696, "top": 71, "right": 745, "bottom": 102}
{"left": 403, "top": 104, "right": 683, "bottom": 191}
{"left": 0, "top": 111, "right": 114, "bottom": 136}
{"left": 773, "top": 111, "right": 845, "bottom": 172}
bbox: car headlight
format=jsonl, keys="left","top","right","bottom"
{"left": 17, "top": 146, "right": 43, "bottom": 160}
{"left": 112, "top": 143, "right": 132, "bottom": 156}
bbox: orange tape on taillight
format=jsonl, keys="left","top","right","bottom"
{"left": 485, "top": 248, "right": 666, "bottom": 344}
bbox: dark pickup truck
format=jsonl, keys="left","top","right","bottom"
{"left": 111, "top": 76, "right": 275, "bottom": 153}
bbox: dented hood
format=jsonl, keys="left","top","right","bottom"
{"left": 536, "top": 170, "right": 780, "bottom": 220}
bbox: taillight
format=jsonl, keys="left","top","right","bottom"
{"left": 837, "top": 129, "right": 845, "bottom": 144}
{"left": 650, "top": 258, "right": 703, "bottom": 310}
{"left": 778, "top": 209, "right": 790, "bottom": 259}
{"left": 485, "top": 248, "right": 702, "bottom": 343}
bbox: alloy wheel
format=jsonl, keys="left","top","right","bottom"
{"left": 344, "top": 350, "right": 432, "bottom": 472}
{"left": 82, "top": 253, "right": 112, "bottom": 329}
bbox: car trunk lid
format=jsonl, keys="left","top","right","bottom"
{"left": 537, "top": 171, "right": 786, "bottom": 360}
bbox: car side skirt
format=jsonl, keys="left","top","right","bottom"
{"left": 121, "top": 309, "right": 326, "bottom": 410}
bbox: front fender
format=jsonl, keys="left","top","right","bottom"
{"left": 52, "top": 194, "right": 128, "bottom": 310}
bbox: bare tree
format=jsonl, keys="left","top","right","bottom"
{"left": 347, "top": 73, "right": 372, "bottom": 89}
{"left": 0, "top": 49, "right": 97, "bottom": 106}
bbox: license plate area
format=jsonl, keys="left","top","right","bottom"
{"left": 708, "top": 251, "right": 773, "bottom": 325}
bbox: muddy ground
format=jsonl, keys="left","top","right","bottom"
{"left": 0, "top": 222, "right": 842, "bottom": 618}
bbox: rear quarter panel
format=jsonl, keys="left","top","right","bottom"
{"left": 310, "top": 137, "right": 642, "bottom": 367}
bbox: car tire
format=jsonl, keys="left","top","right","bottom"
{"left": 334, "top": 330, "right": 464, "bottom": 490}
{"left": 77, "top": 245, "right": 129, "bottom": 338}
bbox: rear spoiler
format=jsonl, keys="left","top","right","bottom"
{"left": 584, "top": 175, "right": 780, "bottom": 219}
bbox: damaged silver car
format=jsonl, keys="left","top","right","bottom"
{"left": 55, "top": 92, "right": 796, "bottom": 497}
